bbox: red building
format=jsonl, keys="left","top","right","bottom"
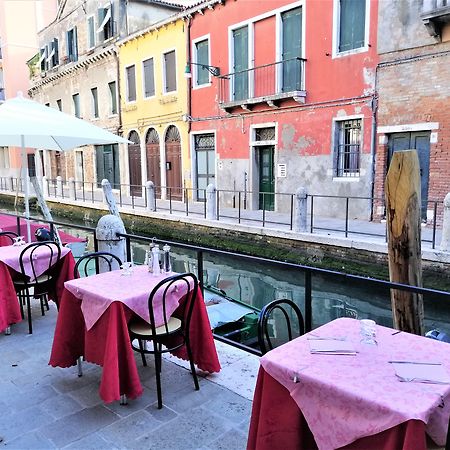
{"left": 188, "top": 0, "right": 378, "bottom": 219}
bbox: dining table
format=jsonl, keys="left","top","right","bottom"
{"left": 247, "top": 317, "right": 450, "bottom": 450}
{"left": 0, "top": 243, "right": 76, "bottom": 332}
{"left": 49, "top": 265, "right": 221, "bottom": 403}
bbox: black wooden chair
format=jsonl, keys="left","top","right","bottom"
{"left": 0, "top": 231, "right": 19, "bottom": 245}
{"left": 128, "top": 273, "right": 200, "bottom": 409}
{"left": 257, "top": 299, "right": 305, "bottom": 355}
{"left": 13, "top": 241, "right": 61, "bottom": 334}
{"left": 74, "top": 251, "right": 122, "bottom": 278}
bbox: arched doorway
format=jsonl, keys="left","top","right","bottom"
{"left": 128, "top": 131, "right": 142, "bottom": 197}
{"left": 164, "top": 125, "right": 182, "bottom": 200}
{"left": 146, "top": 128, "right": 161, "bottom": 199}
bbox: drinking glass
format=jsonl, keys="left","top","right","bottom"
{"left": 360, "top": 319, "right": 377, "bottom": 345}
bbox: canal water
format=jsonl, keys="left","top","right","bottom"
{"left": 2, "top": 205, "right": 450, "bottom": 337}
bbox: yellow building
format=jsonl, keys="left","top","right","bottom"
{"left": 118, "top": 15, "right": 190, "bottom": 201}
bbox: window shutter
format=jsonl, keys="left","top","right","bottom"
{"left": 73, "top": 26, "right": 78, "bottom": 61}
{"left": 97, "top": 8, "right": 105, "bottom": 42}
{"left": 127, "top": 66, "right": 136, "bottom": 101}
{"left": 339, "top": 0, "right": 366, "bottom": 52}
{"left": 113, "top": 144, "right": 120, "bottom": 188}
{"left": 164, "top": 51, "right": 176, "bottom": 92}
{"left": 108, "top": 2, "right": 114, "bottom": 38}
{"left": 53, "top": 38, "right": 59, "bottom": 66}
{"left": 196, "top": 40, "right": 209, "bottom": 85}
{"left": 96, "top": 145, "right": 105, "bottom": 187}
{"left": 143, "top": 58, "right": 155, "bottom": 97}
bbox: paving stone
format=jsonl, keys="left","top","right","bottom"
{"left": 40, "top": 405, "right": 119, "bottom": 448}
{"left": 203, "top": 389, "right": 252, "bottom": 424}
{"left": 67, "top": 378, "right": 104, "bottom": 408}
{"left": 51, "top": 366, "right": 102, "bottom": 394}
{"left": 105, "top": 388, "right": 158, "bottom": 418}
{"left": 0, "top": 405, "right": 55, "bottom": 442}
{"left": 3, "top": 384, "right": 59, "bottom": 413}
{"left": 41, "top": 393, "right": 84, "bottom": 420}
{"left": 144, "top": 403, "right": 178, "bottom": 423}
{"left": 135, "top": 407, "right": 231, "bottom": 450}
{"left": 98, "top": 410, "right": 161, "bottom": 447}
{"left": 64, "top": 432, "right": 121, "bottom": 450}
{"left": 207, "top": 428, "right": 248, "bottom": 450}
{"left": 2, "top": 430, "right": 57, "bottom": 449}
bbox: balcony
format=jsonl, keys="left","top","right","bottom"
{"left": 421, "top": 0, "right": 450, "bottom": 39}
{"left": 219, "top": 57, "right": 306, "bottom": 112}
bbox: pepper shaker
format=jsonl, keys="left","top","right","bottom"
{"left": 151, "top": 244, "right": 161, "bottom": 276}
{"left": 162, "top": 244, "right": 171, "bottom": 273}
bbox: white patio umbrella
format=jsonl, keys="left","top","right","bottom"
{"left": 0, "top": 92, "right": 130, "bottom": 241}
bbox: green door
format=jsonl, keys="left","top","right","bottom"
{"left": 233, "top": 26, "right": 248, "bottom": 101}
{"left": 259, "top": 146, "right": 275, "bottom": 211}
{"left": 282, "top": 7, "right": 302, "bottom": 92}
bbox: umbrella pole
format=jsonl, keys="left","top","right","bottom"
{"left": 20, "top": 137, "right": 32, "bottom": 242}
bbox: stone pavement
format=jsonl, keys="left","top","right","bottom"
{"left": 0, "top": 301, "right": 259, "bottom": 449}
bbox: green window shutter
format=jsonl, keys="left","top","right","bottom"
{"left": 113, "top": 144, "right": 120, "bottom": 188}
{"left": 88, "top": 16, "right": 95, "bottom": 48}
{"left": 232, "top": 26, "right": 248, "bottom": 101}
{"left": 339, "top": 0, "right": 366, "bottom": 52}
{"left": 282, "top": 7, "right": 302, "bottom": 92}
{"left": 98, "top": 8, "right": 105, "bottom": 42}
{"left": 196, "top": 39, "right": 209, "bottom": 85}
{"left": 95, "top": 145, "right": 105, "bottom": 187}
{"left": 73, "top": 26, "right": 78, "bottom": 61}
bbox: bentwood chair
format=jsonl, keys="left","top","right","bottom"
{"left": 13, "top": 241, "right": 61, "bottom": 334}
{"left": 257, "top": 299, "right": 305, "bottom": 355}
{"left": 128, "top": 273, "right": 200, "bottom": 409}
{"left": 0, "top": 231, "right": 19, "bottom": 246}
{"left": 74, "top": 251, "right": 122, "bottom": 278}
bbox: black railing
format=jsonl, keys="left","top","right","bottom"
{"left": 219, "top": 57, "right": 306, "bottom": 105}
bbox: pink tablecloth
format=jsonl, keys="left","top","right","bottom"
{"left": 258, "top": 318, "right": 450, "bottom": 450}
{"left": 64, "top": 266, "right": 187, "bottom": 330}
{"left": 0, "top": 244, "right": 70, "bottom": 279}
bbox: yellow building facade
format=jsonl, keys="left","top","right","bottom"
{"left": 118, "top": 17, "right": 190, "bottom": 200}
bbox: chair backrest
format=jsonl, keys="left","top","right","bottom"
{"left": 258, "top": 299, "right": 305, "bottom": 355}
{"left": 74, "top": 251, "right": 122, "bottom": 278}
{"left": 19, "top": 241, "right": 62, "bottom": 284}
{"left": 147, "top": 272, "right": 198, "bottom": 340}
{"left": 0, "top": 231, "right": 19, "bottom": 245}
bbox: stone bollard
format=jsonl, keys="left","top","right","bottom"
{"left": 56, "top": 176, "right": 63, "bottom": 197}
{"left": 68, "top": 177, "right": 76, "bottom": 200}
{"left": 8, "top": 176, "right": 13, "bottom": 192}
{"left": 96, "top": 214, "right": 127, "bottom": 271}
{"left": 101, "top": 179, "right": 120, "bottom": 217}
{"left": 440, "top": 193, "right": 450, "bottom": 252}
{"left": 294, "top": 186, "right": 308, "bottom": 232}
{"left": 146, "top": 181, "right": 156, "bottom": 212}
{"left": 42, "top": 176, "right": 49, "bottom": 198}
{"left": 206, "top": 184, "right": 217, "bottom": 220}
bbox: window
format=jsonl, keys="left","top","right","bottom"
{"left": 126, "top": 65, "right": 136, "bottom": 102}
{"left": 0, "top": 147, "right": 10, "bottom": 169}
{"left": 194, "top": 39, "right": 209, "bottom": 86}
{"left": 39, "top": 47, "right": 47, "bottom": 71}
{"left": 45, "top": 39, "right": 59, "bottom": 69}
{"left": 232, "top": 26, "right": 249, "bottom": 101}
{"left": 143, "top": 58, "right": 155, "bottom": 98}
{"left": 91, "top": 87, "right": 99, "bottom": 118}
{"left": 96, "top": 144, "right": 120, "bottom": 189}
{"left": 87, "top": 16, "right": 95, "bottom": 49}
{"left": 56, "top": 99, "right": 62, "bottom": 111}
{"left": 281, "top": 7, "right": 302, "bottom": 92}
{"left": 337, "top": 0, "right": 367, "bottom": 53}
{"left": 66, "top": 27, "right": 78, "bottom": 62}
{"left": 194, "top": 134, "right": 215, "bottom": 201}
{"left": 334, "top": 119, "right": 361, "bottom": 177}
{"left": 72, "top": 93, "right": 80, "bottom": 118}
{"left": 108, "top": 81, "right": 117, "bottom": 114}
{"left": 97, "top": 4, "right": 114, "bottom": 42}
{"left": 163, "top": 50, "right": 176, "bottom": 93}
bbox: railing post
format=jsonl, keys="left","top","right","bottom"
{"left": 7, "top": 176, "right": 13, "bottom": 192}
{"left": 440, "top": 193, "right": 450, "bottom": 251}
{"left": 42, "top": 176, "right": 49, "bottom": 198}
{"left": 146, "top": 181, "right": 156, "bottom": 212}
{"left": 68, "top": 177, "right": 76, "bottom": 200}
{"left": 206, "top": 184, "right": 217, "bottom": 220}
{"left": 56, "top": 176, "right": 63, "bottom": 197}
{"left": 294, "top": 187, "right": 308, "bottom": 232}
{"left": 304, "top": 271, "right": 312, "bottom": 332}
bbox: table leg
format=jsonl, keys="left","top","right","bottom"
{"left": 120, "top": 394, "right": 128, "bottom": 405}
{"left": 4, "top": 326, "right": 11, "bottom": 335}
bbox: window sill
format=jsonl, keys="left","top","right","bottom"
{"left": 332, "top": 46, "right": 369, "bottom": 59}
{"left": 332, "top": 176, "right": 361, "bottom": 182}
{"left": 193, "top": 82, "right": 212, "bottom": 90}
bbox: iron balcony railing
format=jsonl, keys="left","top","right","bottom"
{"left": 218, "top": 57, "right": 306, "bottom": 106}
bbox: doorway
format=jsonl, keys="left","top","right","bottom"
{"left": 128, "top": 131, "right": 142, "bottom": 197}
{"left": 258, "top": 146, "right": 275, "bottom": 211}
{"left": 146, "top": 128, "right": 161, "bottom": 198}
{"left": 388, "top": 131, "right": 430, "bottom": 220}
{"left": 164, "top": 126, "right": 182, "bottom": 201}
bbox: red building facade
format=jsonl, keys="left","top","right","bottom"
{"left": 188, "top": 0, "right": 378, "bottom": 218}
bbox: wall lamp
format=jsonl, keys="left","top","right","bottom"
{"left": 184, "top": 61, "right": 220, "bottom": 78}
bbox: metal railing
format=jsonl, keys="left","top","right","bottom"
{"left": 218, "top": 57, "right": 306, "bottom": 105}
{"left": 0, "top": 176, "right": 444, "bottom": 249}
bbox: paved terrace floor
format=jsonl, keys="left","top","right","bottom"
{"left": 0, "top": 302, "right": 259, "bottom": 450}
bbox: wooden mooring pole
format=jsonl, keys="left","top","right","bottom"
{"left": 385, "top": 150, "right": 424, "bottom": 335}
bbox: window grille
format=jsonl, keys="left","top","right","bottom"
{"left": 255, "top": 127, "right": 275, "bottom": 142}
{"left": 335, "top": 119, "right": 361, "bottom": 177}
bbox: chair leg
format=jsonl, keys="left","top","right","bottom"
{"left": 17, "top": 293, "right": 24, "bottom": 319}
{"left": 26, "top": 294, "right": 32, "bottom": 334}
{"left": 40, "top": 295, "right": 45, "bottom": 316}
{"left": 154, "top": 350, "right": 163, "bottom": 409}
{"left": 138, "top": 339, "right": 147, "bottom": 367}
{"left": 186, "top": 340, "right": 199, "bottom": 391}
{"left": 77, "top": 357, "right": 83, "bottom": 377}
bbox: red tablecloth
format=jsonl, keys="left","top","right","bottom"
{"left": 0, "top": 252, "right": 75, "bottom": 332}
{"left": 247, "top": 367, "right": 428, "bottom": 450}
{"left": 49, "top": 286, "right": 221, "bottom": 403}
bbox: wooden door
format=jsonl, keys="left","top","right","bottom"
{"left": 165, "top": 126, "right": 182, "bottom": 200}
{"left": 128, "top": 131, "right": 142, "bottom": 197}
{"left": 258, "top": 146, "right": 275, "bottom": 211}
{"left": 146, "top": 128, "right": 161, "bottom": 198}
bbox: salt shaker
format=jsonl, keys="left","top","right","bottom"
{"left": 162, "top": 244, "right": 171, "bottom": 273}
{"left": 147, "top": 243, "right": 154, "bottom": 272}
{"left": 151, "top": 244, "right": 161, "bottom": 276}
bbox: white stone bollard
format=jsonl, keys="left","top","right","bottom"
{"left": 294, "top": 186, "right": 308, "bottom": 232}
{"left": 42, "top": 176, "right": 49, "bottom": 198}
{"left": 440, "top": 193, "right": 450, "bottom": 252}
{"left": 96, "top": 214, "right": 127, "bottom": 271}
{"left": 56, "top": 176, "right": 63, "bottom": 197}
{"left": 206, "top": 184, "right": 217, "bottom": 220}
{"left": 146, "top": 181, "right": 156, "bottom": 212}
{"left": 101, "top": 179, "right": 120, "bottom": 217}
{"left": 8, "top": 176, "right": 13, "bottom": 191}
{"left": 68, "top": 177, "right": 76, "bottom": 200}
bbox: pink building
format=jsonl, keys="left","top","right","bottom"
{"left": 0, "top": 0, "right": 57, "bottom": 172}
{"left": 188, "top": 0, "right": 378, "bottom": 219}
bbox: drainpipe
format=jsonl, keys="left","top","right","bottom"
{"left": 114, "top": 48, "right": 123, "bottom": 137}
{"left": 186, "top": 17, "right": 192, "bottom": 135}
{"left": 369, "top": 65, "right": 379, "bottom": 221}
